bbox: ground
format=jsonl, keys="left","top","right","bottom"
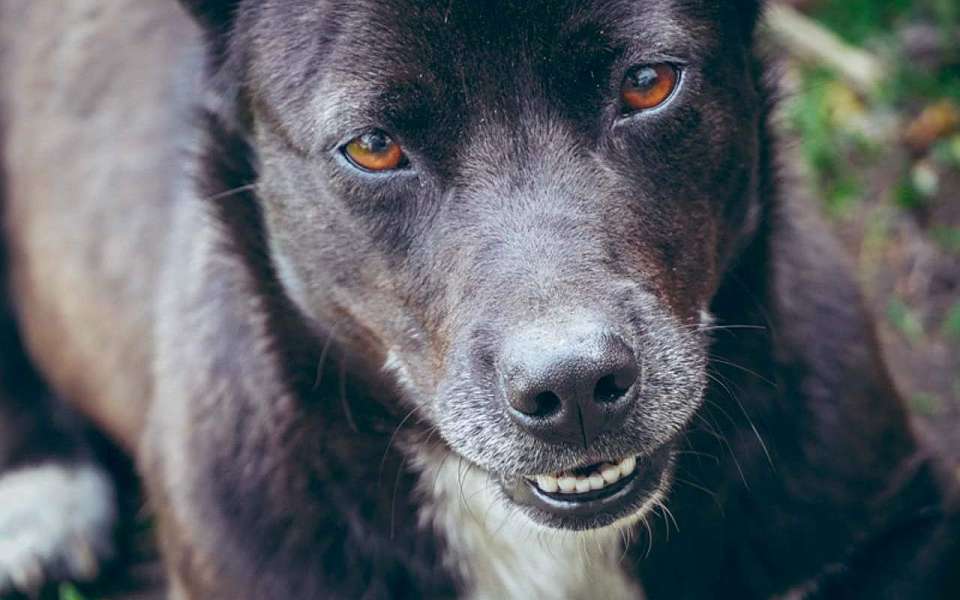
{"left": 778, "top": 0, "right": 960, "bottom": 467}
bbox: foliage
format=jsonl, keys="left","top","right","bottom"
{"left": 59, "top": 583, "right": 93, "bottom": 600}
{"left": 785, "top": 0, "right": 960, "bottom": 436}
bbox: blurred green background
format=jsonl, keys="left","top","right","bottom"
{"left": 52, "top": 2, "right": 960, "bottom": 599}
{"left": 776, "top": 0, "right": 959, "bottom": 462}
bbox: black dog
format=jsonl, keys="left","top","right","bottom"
{"left": 0, "top": 0, "right": 957, "bottom": 597}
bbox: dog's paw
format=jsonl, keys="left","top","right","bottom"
{"left": 0, "top": 463, "right": 116, "bottom": 596}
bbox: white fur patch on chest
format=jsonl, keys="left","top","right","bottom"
{"left": 411, "top": 445, "right": 645, "bottom": 600}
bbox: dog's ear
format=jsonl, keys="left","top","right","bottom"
{"left": 178, "top": 0, "right": 241, "bottom": 34}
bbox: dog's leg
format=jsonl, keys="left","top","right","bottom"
{"left": 0, "top": 251, "right": 117, "bottom": 596}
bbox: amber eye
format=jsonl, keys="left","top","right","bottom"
{"left": 343, "top": 131, "right": 407, "bottom": 172}
{"left": 621, "top": 64, "right": 680, "bottom": 113}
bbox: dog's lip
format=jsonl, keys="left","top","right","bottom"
{"left": 499, "top": 443, "right": 673, "bottom": 525}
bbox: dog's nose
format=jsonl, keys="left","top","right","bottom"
{"left": 499, "top": 321, "right": 639, "bottom": 447}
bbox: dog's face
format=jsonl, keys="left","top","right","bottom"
{"left": 213, "top": 0, "right": 764, "bottom": 530}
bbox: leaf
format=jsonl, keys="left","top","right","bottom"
{"left": 59, "top": 583, "right": 92, "bottom": 600}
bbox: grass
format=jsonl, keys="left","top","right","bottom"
{"left": 59, "top": 583, "right": 92, "bottom": 600}
{"left": 811, "top": 0, "right": 914, "bottom": 45}
{"left": 785, "top": 67, "right": 880, "bottom": 218}
{"left": 944, "top": 301, "right": 960, "bottom": 341}
{"left": 887, "top": 297, "right": 925, "bottom": 342}
{"left": 786, "top": 1, "right": 960, "bottom": 216}
{"left": 910, "top": 391, "right": 945, "bottom": 417}
{"left": 813, "top": 0, "right": 959, "bottom": 46}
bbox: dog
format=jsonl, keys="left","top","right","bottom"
{"left": 1, "top": 0, "right": 958, "bottom": 598}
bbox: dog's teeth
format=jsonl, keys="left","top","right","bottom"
{"left": 575, "top": 476, "right": 591, "bottom": 494}
{"left": 600, "top": 464, "right": 621, "bottom": 484}
{"left": 533, "top": 456, "right": 638, "bottom": 495}
{"left": 557, "top": 475, "right": 578, "bottom": 493}
{"left": 536, "top": 475, "right": 559, "bottom": 493}
{"left": 588, "top": 474, "right": 605, "bottom": 491}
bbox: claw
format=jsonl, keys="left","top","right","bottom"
{"left": 67, "top": 537, "right": 100, "bottom": 581}
{"left": 9, "top": 554, "right": 45, "bottom": 595}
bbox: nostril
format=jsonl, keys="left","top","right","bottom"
{"left": 594, "top": 365, "right": 638, "bottom": 404}
{"left": 594, "top": 374, "right": 626, "bottom": 403}
{"left": 530, "top": 391, "right": 562, "bottom": 417}
{"left": 508, "top": 387, "right": 564, "bottom": 418}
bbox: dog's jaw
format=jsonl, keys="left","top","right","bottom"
{"left": 408, "top": 442, "right": 656, "bottom": 599}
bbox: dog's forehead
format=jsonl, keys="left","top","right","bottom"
{"left": 331, "top": 0, "right": 709, "bottom": 65}
{"left": 248, "top": 0, "right": 716, "bottom": 87}
{"left": 247, "top": 0, "right": 727, "bottom": 153}
{"left": 345, "top": 0, "right": 617, "bottom": 44}
{"left": 325, "top": 1, "right": 625, "bottom": 110}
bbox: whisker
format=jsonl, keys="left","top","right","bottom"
{"left": 617, "top": 527, "right": 629, "bottom": 563}
{"left": 699, "top": 324, "right": 767, "bottom": 332}
{"left": 641, "top": 513, "right": 654, "bottom": 558}
{"left": 694, "top": 408, "right": 750, "bottom": 490}
{"left": 379, "top": 405, "right": 422, "bottom": 486}
{"left": 672, "top": 449, "right": 721, "bottom": 464}
{"left": 312, "top": 324, "right": 340, "bottom": 391}
{"left": 620, "top": 522, "right": 636, "bottom": 563}
{"left": 673, "top": 475, "right": 725, "bottom": 515}
{"left": 456, "top": 457, "right": 484, "bottom": 527}
{"left": 338, "top": 359, "right": 358, "bottom": 433}
{"left": 429, "top": 445, "right": 452, "bottom": 497}
{"left": 679, "top": 322, "right": 768, "bottom": 334}
{"left": 389, "top": 454, "right": 408, "bottom": 540}
{"left": 655, "top": 497, "right": 679, "bottom": 534}
{"left": 707, "top": 369, "right": 775, "bottom": 470}
{"left": 204, "top": 183, "right": 258, "bottom": 202}
{"left": 708, "top": 355, "right": 776, "bottom": 388}
{"left": 702, "top": 386, "right": 740, "bottom": 428}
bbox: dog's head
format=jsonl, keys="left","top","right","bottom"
{"left": 184, "top": 0, "right": 766, "bottom": 531}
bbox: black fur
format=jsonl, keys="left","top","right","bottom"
{"left": 1, "top": 0, "right": 958, "bottom": 597}
{"left": 147, "top": 114, "right": 457, "bottom": 598}
{"left": 167, "top": 0, "right": 959, "bottom": 596}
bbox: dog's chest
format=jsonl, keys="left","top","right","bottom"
{"left": 413, "top": 448, "right": 644, "bottom": 600}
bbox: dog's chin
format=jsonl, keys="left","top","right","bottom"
{"left": 495, "top": 442, "right": 676, "bottom": 532}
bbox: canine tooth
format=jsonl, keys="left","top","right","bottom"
{"left": 575, "top": 477, "right": 591, "bottom": 493}
{"left": 619, "top": 456, "right": 637, "bottom": 477}
{"left": 558, "top": 476, "right": 578, "bottom": 493}
{"left": 600, "top": 464, "right": 621, "bottom": 484}
{"left": 588, "top": 474, "right": 606, "bottom": 490}
{"left": 536, "top": 475, "right": 559, "bottom": 493}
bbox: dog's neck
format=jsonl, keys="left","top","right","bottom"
{"left": 408, "top": 442, "right": 645, "bottom": 600}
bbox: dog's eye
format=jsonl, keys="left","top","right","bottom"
{"left": 343, "top": 131, "right": 407, "bottom": 172}
{"left": 621, "top": 64, "right": 679, "bottom": 113}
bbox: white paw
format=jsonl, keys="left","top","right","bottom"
{"left": 0, "top": 462, "right": 116, "bottom": 595}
